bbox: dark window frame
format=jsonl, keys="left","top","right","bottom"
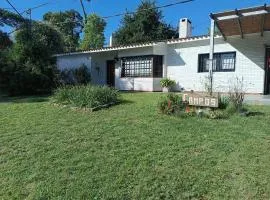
{"left": 121, "top": 55, "right": 163, "bottom": 78}
{"left": 198, "top": 52, "right": 236, "bottom": 73}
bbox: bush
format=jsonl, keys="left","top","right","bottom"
{"left": 157, "top": 93, "right": 184, "bottom": 115}
{"left": 8, "top": 70, "right": 52, "bottom": 96}
{"left": 219, "top": 95, "right": 230, "bottom": 109}
{"left": 51, "top": 85, "right": 119, "bottom": 109}
{"left": 160, "top": 78, "right": 176, "bottom": 88}
{"left": 59, "top": 64, "right": 91, "bottom": 85}
{"left": 229, "top": 77, "right": 246, "bottom": 112}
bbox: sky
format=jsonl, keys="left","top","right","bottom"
{"left": 1, "top": 0, "right": 270, "bottom": 44}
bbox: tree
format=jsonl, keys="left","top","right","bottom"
{"left": 0, "top": 8, "right": 26, "bottom": 28}
{"left": 0, "top": 22, "right": 64, "bottom": 95}
{"left": 80, "top": 14, "right": 106, "bottom": 50}
{"left": 0, "top": 30, "right": 12, "bottom": 49}
{"left": 43, "top": 10, "right": 83, "bottom": 52}
{"left": 113, "top": 0, "right": 177, "bottom": 45}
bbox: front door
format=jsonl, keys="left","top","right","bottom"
{"left": 107, "top": 60, "right": 115, "bottom": 87}
{"left": 264, "top": 48, "right": 270, "bottom": 94}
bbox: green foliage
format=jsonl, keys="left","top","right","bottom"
{"left": 43, "top": 10, "right": 83, "bottom": 52}
{"left": 59, "top": 64, "right": 91, "bottom": 85}
{"left": 218, "top": 95, "right": 230, "bottom": 109}
{"left": 14, "top": 22, "right": 64, "bottom": 62}
{"left": 157, "top": 93, "right": 184, "bottom": 115}
{"left": 80, "top": 14, "right": 106, "bottom": 50}
{"left": 74, "top": 65, "right": 91, "bottom": 84}
{"left": 0, "top": 22, "right": 64, "bottom": 95}
{"left": 51, "top": 85, "right": 119, "bottom": 108}
{"left": 160, "top": 78, "right": 176, "bottom": 88}
{"left": 0, "top": 8, "right": 26, "bottom": 27}
{"left": 8, "top": 69, "right": 52, "bottom": 95}
{"left": 0, "top": 30, "right": 12, "bottom": 49}
{"left": 228, "top": 77, "right": 246, "bottom": 112}
{"left": 113, "top": 0, "right": 177, "bottom": 45}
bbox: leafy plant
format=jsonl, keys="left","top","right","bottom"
{"left": 157, "top": 93, "right": 184, "bottom": 115}
{"left": 160, "top": 78, "right": 176, "bottom": 88}
{"left": 228, "top": 77, "right": 246, "bottom": 112}
{"left": 51, "top": 85, "right": 119, "bottom": 109}
{"left": 80, "top": 14, "right": 106, "bottom": 50}
{"left": 59, "top": 64, "right": 91, "bottom": 85}
{"left": 218, "top": 95, "right": 230, "bottom": 109}
{"left": 43, "top": 10, "right": 83, "bottom": 52}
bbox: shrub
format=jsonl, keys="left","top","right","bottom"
{"left": 228, "top": 77, "right": 246, "bottom": 112}
{"left": 74, "top": 65, "right": 91, "bottom": 84}
{"left": 157, "top": 93, "right": 184, "bottom": 115}
{"left": 219, "top": 95, "right": 230, "bottom": 109}
{"left": 59, "top": 64, "right": 91, "bottom": 85}
{"left": 8, "top": 70, "right": 52, "bottom": 96}
{"left": 160, "top": 78, "right": 176, "bottom": 88}
{"left": 51, "top": 85, "right": 119, "bottom": 109}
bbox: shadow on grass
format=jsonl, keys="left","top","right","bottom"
{"left": 246, "top": 111, "right": 265, "bottom": 117}
{"left": 0, "top": 95, "right": 49, "bottom": 104}
{"left": 118, "top": 99, "right": 134, "bottom": 105}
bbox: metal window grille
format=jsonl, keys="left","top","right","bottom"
{"left": 198, "top": 52, "right": 236, "bottom": 72}
{"left": 121, "top": 55, "right": 163, "bottom": 78}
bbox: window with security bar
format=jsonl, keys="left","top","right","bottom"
{"left": 198, "top": 52, "right": 236, "bottom": 72}
{"left": 121, "top": 55, "right": 163, "bottom": 78}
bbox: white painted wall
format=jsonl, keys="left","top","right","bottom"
{"left": 56, "top": 53, "right": 91, "bottom": 71}
{"left": 115, "top": 46, "right": 163, "bottom": 91}
{"left": 90, "top": 52, "right": 116, "bottom": 85}
{"left": 166, "top": 32, "right": 270, "bottom": 94}
{"left": 56, "top": 32, "right": 270, "bottom": 93}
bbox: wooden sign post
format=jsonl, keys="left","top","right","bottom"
{"left": 183, "top": 93, "right": 219, "bottom": 108}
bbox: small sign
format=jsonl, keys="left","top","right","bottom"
{"left": 183, "top": 93, "right": 219, "bottom": 108}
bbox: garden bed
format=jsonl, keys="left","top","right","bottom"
{"left": 50, "top": 85, "right": 120, "bottom": 111}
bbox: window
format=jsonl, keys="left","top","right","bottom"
{"left": 198, "top": 52, "right": 236, "bottom": 72}
{"left": 121, "top": 55, "right": 163, "bottom": 78}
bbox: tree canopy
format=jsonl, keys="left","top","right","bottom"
{"left": 0, "top": 8, "right": 26, "bottom": 28}
{"left": 43, "top": 10, "right": 83, "bottom": 52}
{"left": 80, "top": 14, "right": 106, "bottom": 50}
{"left": 113, "top": 0, "right": 178, "bottom": 45}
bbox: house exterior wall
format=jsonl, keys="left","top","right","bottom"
{"left": 56, "top": 32, "right": 270, "bottom": 94}
{"left": 90, "top": 52, "right": 116, "bottom": 85}
{"left": 115, "top": 46, "right": 163, "bottom": 91}
{"left": 56, "top": 53, "right": 91, "bottom": 71}
{"left": 166, "top": 33, "right": 270, "bottom": 94}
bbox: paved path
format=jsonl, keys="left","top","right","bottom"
{"left": 245, "top": 95, "right": 270, "bottom": 105}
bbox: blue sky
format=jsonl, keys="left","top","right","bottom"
{"left": 1, "top": 0, "right": 269, "bottom": 44}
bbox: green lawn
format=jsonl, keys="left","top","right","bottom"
{"left": 1, "top": 92, "right": 270, "bottom": 200}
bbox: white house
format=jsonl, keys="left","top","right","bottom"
{"left": 56, "top": 5, "right": 270, "bottom": 94}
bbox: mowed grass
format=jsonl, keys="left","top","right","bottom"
{"left": 1, "top": 92, "right": 270, "bottom": 200}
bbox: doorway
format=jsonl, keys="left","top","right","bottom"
{"left": 107, "top": 60, "right": 115, "bottom": 87}
{"left": 264, "top": 48, "right": 270, "bottom": 95}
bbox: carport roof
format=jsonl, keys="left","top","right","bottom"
{"left": 211, "top": 4, "right": 270, "bottom": 39}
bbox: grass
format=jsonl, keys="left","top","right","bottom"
{"left": 1, "top": 92, "right": 270, "bottom": 199}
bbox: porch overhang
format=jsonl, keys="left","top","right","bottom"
{"left": 211, "top": 4, "right": 270, "bottom": 40}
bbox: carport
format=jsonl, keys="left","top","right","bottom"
{"left": 208, "top": 4, "right": 270, "bottom": 94}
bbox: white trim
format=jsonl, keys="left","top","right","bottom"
{"left": 216, "top": 10, "right": 269, "bottom": 21}
{"left": 242, "top": 10, "right": 268, "bottom": 16}
{"left": 54, "top": 35, "right": 223, "bottom": 57}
